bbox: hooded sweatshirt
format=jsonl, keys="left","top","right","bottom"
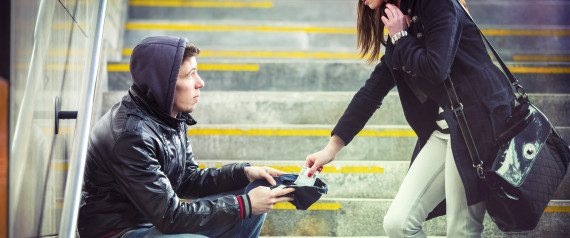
{"left": 78, "top": 36, "right": 252, "bottom": 237}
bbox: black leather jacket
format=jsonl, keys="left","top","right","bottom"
{"left": 78, "top": 36, "right": 251, "bottom": 237}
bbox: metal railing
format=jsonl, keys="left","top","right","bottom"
{"left": 58, "top": 0, "right": 108, "bottom": 237}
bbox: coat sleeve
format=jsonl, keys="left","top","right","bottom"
{"left": 391, "top": 0, "right": 462, "bottom": 84}
{"left": 331, "top": 58, "right": 396, "bottom": 145}
{"left": 109, "top": 132, "right": 248, "bottom": 234}
{"left": 177, "top": 135, "right": 251, "bottom": 198}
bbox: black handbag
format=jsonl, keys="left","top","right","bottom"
{"left": 444, "top": 1, "right": 570, "bottom": 232}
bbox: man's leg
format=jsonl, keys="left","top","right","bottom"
{"left": 122, "top": 227, "right": 207, "bottom": 238}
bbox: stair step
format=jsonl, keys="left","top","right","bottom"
{"left": 127, "top": 0, "right": 570, "bottom": 27}
{"left": 199, "top": 160, "right": 570, "bottom": 200}
{"left": 201, "top": 160, "right": 409, "bottom": 199}
{"left": 102, "top": 91, "right": 570, "bottom": 127}
{"left": 122, "top": 23, "right": 570, "bottom": 55}
{"left": 259, "top": 199, "right": 570, "bottom": 237}
{"left": 107, "top": 61, "right": 570, "bottom": 93}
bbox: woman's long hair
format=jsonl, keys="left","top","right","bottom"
{"left": 356, "top": 0, "right": 468, "bottom": 64}
{"left": 356, "top": 0, "right": 388, "bottom": 64}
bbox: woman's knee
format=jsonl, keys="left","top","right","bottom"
{"left": 383, "top": 210, "right": 422, "bottom": 237}
{"left": 383, "top": 209, "right": 404, "bottom": 236}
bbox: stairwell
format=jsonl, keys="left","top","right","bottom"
{"left": 103, "top": 0, "right": 570, "bottom": 236}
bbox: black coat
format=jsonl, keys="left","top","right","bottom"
{"left": 332, "top": 0, "right": 515, "bottom": 216}
{"left": 78, "top": 88, "right": 251, "bottom": 237}
{"left": 78, "top": 36, "right": 252, "bottom": 237}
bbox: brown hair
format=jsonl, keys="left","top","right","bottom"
{"left": 356, "top": 0, "right": 386, "bottom": 64}
{"left": 356, "top": 0, "right": 468, "bottom": 64}
{"left": 183, "top": 45, "right": 200, "bottom": 61}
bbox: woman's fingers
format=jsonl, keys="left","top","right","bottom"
{"left": 381, "top": 16, "right": 389, "bottom": 26}
{"left": 384, "top": 6, "right": 394, "bottom": 20}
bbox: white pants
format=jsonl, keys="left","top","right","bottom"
{"left": 383, "top": 131, "right": 486, "bottom": 237}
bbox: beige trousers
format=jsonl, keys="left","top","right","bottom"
{"left": 383, "top": 130, "right": 486, "bottom": 237}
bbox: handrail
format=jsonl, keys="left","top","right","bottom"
{"left": 58, "top": 0, "right": 108, "bottom": 237}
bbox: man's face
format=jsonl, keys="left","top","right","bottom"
{"left": 171, "top": 56, "right": 204, "bottom": 117}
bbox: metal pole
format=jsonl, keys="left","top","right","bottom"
{"left": 58, "top": 0, "right": 107, "bottom": 237}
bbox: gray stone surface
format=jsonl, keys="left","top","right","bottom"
{"left": 187, "top": 124, "right": 417, "bottom": 162}
{"left": 108, "top": 61, "right": 570, "bottom": 94}
{"left": 122, "top": 28, "right": 570, "bottom": 57}
{"left": 103, "top": 91, "right": 570, "bottom": 127}
{"left": 261, "top": 199, "right": 570, "bottom": 237}
{"left": 200, "top": 160, "right": 409, "bottom": 199}
{"left": 127, "top": 0, "right": 570, "bottom": 27}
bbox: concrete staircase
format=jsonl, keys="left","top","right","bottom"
{"left": 103, "top": 0, "right": 570, "bottom": 236}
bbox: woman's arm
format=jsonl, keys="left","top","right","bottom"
{"left": 390, "top": 0, "right": 462, "bottom": 84}
{"left": 305, "top": 58, "right": 396, "bottom": 175}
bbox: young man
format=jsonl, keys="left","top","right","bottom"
{"left": 78, "top": 36, "right": 294, "bottom": 238}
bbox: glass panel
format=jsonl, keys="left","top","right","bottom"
{"left": 10, "top": 0, "right": 97, "bottom": 236}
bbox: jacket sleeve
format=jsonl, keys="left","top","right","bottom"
{"left": 331, "top": 58, "right": 396, "bottom": 145}
{"left": 109, "top": 132, "right": 249, "bottom": 234}
{"left": 177, "top": 135, "right": 251, "bottom": 198}
{"left": 391, "top": 0, "right": 462, "bottom": 84}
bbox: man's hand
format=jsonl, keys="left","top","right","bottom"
{"left": 247, "top": 186, "right": 295, "bottom": 215}
{"left": 244, "top": 166, "right": 287, "bottom": 186}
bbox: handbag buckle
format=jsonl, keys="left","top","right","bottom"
{"left": 475, "top": 163, "right": 486, "bottom": 180}
{"left": 450, "top": 103, "right": 464, "bottom": 114}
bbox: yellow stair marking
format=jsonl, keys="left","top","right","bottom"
{"left": 107, "top": 63, "right": 259, "bottom": 71}
{"left": 513, "top": 55, "right": 570, "bottom": 62}
{"left": 129, "top": 0, "right": 273, "bottom": 8}
{"left": 124, "top": 22, "right": 570, "bottom": 36}
{"left": 187, "top": 128, "right": 417, "bottom": 137}
{"left": 273, "top": 202, "right": 342, "bottom": 210}
{"left": 125, "top": 23, "right": 356, "bottom": 34}
{"left": 509, "top": 67, "right": 570, "bottom": 74}
{"left": 544, "top": 206, "right": 570, "bottom": 213}
{"left": 198, "top": 165, "right": 384, "bottom": 174}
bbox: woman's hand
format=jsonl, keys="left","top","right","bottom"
{"left": 304, "top": 135, "right": 345, "bottom": 177}
{"left": 247, "top": 186, "right": 295, "bottom": 215}
{"left": 244, "top": 166, "right": 287, "bottom": 186}
{"left": 381, "top": 3, "right": 410, "bottom": 37}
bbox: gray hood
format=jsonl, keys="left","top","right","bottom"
{"left": 130, "top": 36, "right": 189, "bottom": 116}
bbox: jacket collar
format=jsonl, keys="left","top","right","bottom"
{"left": 129, "top": 85, "right": 197, "bottom": 128}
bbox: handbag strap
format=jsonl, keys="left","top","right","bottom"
{"left": 444, "top": 79, "right": 486, "bottom": 179}
{"left": 442, "top": 0, "right": 523, "bottom": 179}
{"left": 456, "top": 1, "right": 528, "bottom": 100}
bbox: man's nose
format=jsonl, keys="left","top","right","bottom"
{"left": 196, "top": 76, "right": 205, "bottom": 89}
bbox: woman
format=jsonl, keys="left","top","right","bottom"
{"left": 305, "top": 0, "right": 515, "bottom": 237}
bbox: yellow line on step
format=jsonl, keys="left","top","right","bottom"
{"left": 513, "top": 55, "right": 570, "bottom": 62}
{"left": 481, "top": 29, "right": 570, "bottom": 36}
{"left": 125, "top": 23, "right": 356, "bottom": 34}
{"left": 124, "top": 22, "right": 570, "bottom": 36}
{"left": 198, "top": 165, "right": 384, "bottom": 174}
{"left": 107, "top": 64, "right": 259, "bottom": 71}
{"left": 129, "top": 0, "right": 273, "bottom": 8}
{"left": 187, "top": 128, "right": 417, "bottom": 137}
{"left": 544, "top": 206, "right": 570, "bottom": 213}
{"left": 509, "top": 67, "right": 570, "bottom": 74}
{"left": 273, "top": 202, "right": 342, "bottom": 210}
